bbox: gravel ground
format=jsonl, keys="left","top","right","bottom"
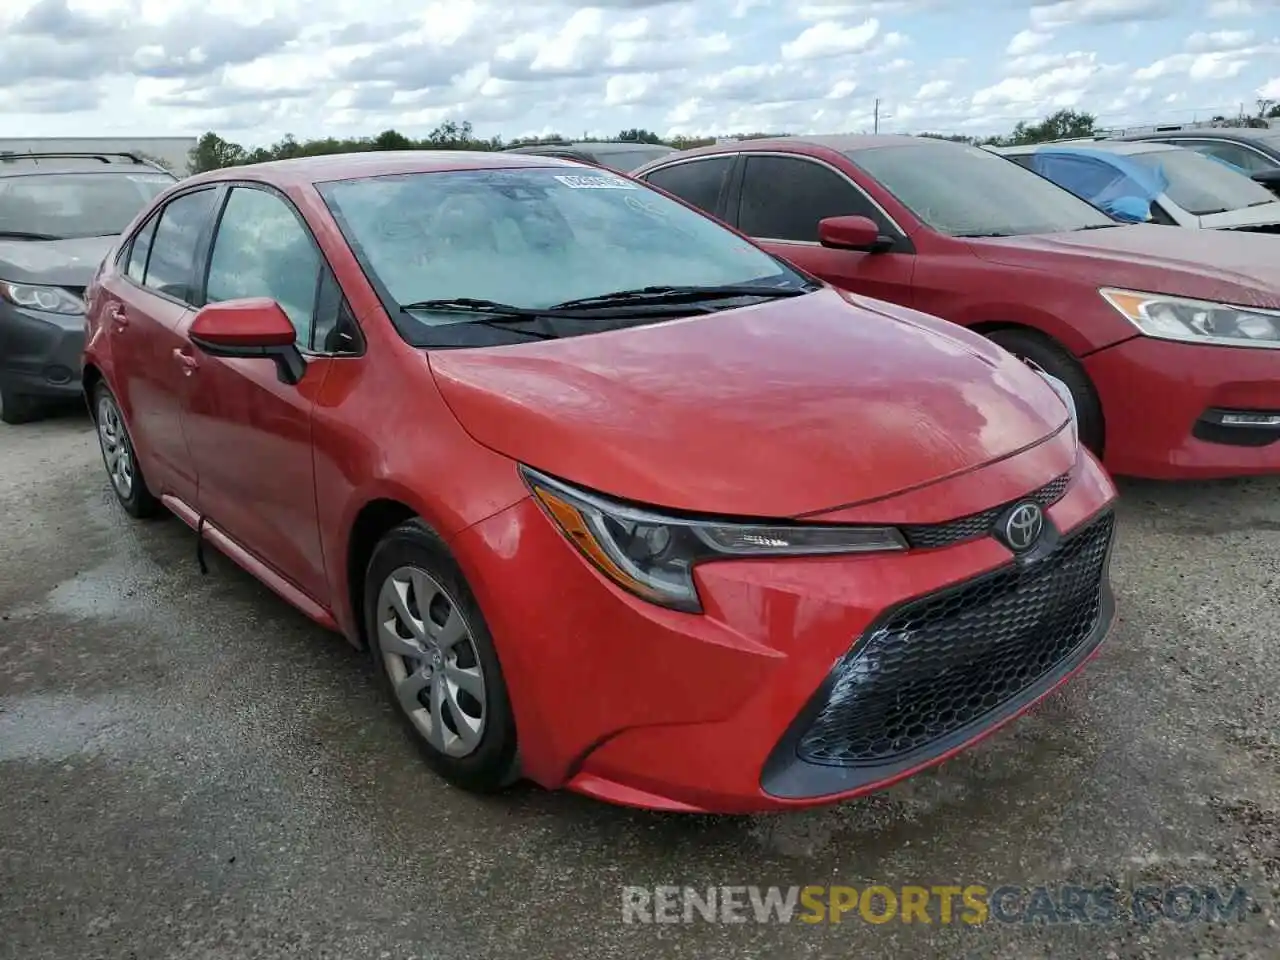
{"left": 1, "top": 409, "right": 1277, "bottom": 960}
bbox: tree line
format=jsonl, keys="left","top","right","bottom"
{"left": 187, "top": 107, "right": 1279, "bottom": 174}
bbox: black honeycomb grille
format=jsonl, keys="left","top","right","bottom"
{"left": 797, "top": 510, "right": 1114, "bottom": 768}
{"left": 900, "top": 473, "right": 1070, "bottom": 550}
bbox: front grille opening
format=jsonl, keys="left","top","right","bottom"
{"left": 797, "top": 510, "right": 1114, "bottom": 768}
{"left": 900, "top": 472, "right": 1069, "bottom": 550}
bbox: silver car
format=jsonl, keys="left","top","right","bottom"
{"left": 990, "top": 139, "right": 1280, "bottom": 233}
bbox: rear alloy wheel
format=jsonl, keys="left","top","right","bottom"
{"left": 365, "top": 520, "right": 518, "bottom": 791}
{"left": 984, "top": 327, "right": 1105, "bottom": 455}
{"left": 93, "top": 383, "right": 159, "bottom": 518}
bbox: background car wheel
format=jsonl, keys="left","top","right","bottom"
{"left": 92, "top": 383, "right": 159, "bottom": 519}
{"left": 364, "top": 519, "right": 519, "bottom": 792}
{"left": 0, "top": 386, "right": 40, "bottom": 425}
{"left": 984, "top": 327, "right": 1104, "bottom": 455}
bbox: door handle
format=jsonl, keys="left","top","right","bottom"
{"left": 173, "top": 348, "right": 200, "bottom": 374}
{"left": 108, "top": 304, "right": 129, "bottom": 328}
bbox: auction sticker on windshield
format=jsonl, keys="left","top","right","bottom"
{"left": 554, "top": 174, "right": 637, "bottom": 189}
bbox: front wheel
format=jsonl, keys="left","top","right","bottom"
{"left": 92, "top": 383, "right": 159, "bottom": 518}
{"left": 364, "top": 519, "right": 519, "bottom": 792}
{"left": 984, "top": 327, "right": 1105, "bottom": 455}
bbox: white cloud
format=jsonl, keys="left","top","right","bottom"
{"left": 1007, "top": 29, "right": 1052, "bottom": 56}
{"left": 1259, "top": 76, "right": 1280, "bottom": 98}
{"left": 781, "top": 18, "right": 881, "bottom": 61}
{"left": 0, "top": 0, "right": 1274, "bottom": 149}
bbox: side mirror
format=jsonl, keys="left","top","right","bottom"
{"left": 188, "top": 298, "right": 306, "bottom": 385}
{"left": 818, "top": 215, "right": 895, "bottom": 253}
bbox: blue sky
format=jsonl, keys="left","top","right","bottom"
{"left": 0, "top": 0, "right": 1277, "bottom": 145}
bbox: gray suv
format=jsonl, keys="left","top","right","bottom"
{"left": 0, "top": 152, "right": 177, "bottom": 423}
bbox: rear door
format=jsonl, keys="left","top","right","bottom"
{"left": 177, "top": 183, "right": 349, "bottom": 602}
{"left": 727, "top": 153, "right": 915, "bottom": 305}
{"left": 99, "top": 185, "right": 222, "bottom": 505}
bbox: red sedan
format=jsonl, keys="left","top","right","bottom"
{"left": 82, "top": 152, "right": 1117, "bottom": 813}
{"left": 633, "top": 135, "right": 1280, "bottom": 480}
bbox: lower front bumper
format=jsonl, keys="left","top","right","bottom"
{"left": 0, "top": 306, "right": 85, "bottom": 399}
{"left": 455, "top": 445, "right": 1118, "bottom": 814}
{"left": 1086, "top": 336, "right": 1280, "bottom": 479}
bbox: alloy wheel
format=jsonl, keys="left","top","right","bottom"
{"left": 375, "top": 565, "right": 487, "bottom": 757}
{"left": 96, "top": 395, "right": 134, "bottom": 499}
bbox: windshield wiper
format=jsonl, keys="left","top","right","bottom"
{"left": 1075, "top": 223, "right": 1123, "bottom": 230}
{"left": 548, "top": 284, "right": 810, "bottom": 310}
{"left": 400, "top": 299, "right": 564, "bottom": 339}
{"left": 0, "top": 230, "right": 62, "bottom": 241}
{"left": 953, "top": 231, "right": 1013, "bottom": 238}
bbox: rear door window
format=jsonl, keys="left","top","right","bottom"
{"left": 125, "top": 214, "right": 159, "bottom": 283}
{"left": 142, "top": 188, "right": 219, "bottom": 303}
{"left": 642, "top": 157, "right": 734, "bottom": 216}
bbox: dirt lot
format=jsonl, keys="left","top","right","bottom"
{"left": 1, "top": 410, "right": 1277, "bottom": 960}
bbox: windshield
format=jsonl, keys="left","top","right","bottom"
{"left": 847, "top": 143, "right": 1116, "bottom": 237}
{"left": 1125, "top": 148, "right": 1277, "bottom": 215}
{"left": 317, "top": 166, "right": 809, "bottom": 345}
{"left": 0, "top": 171, "right": 175, "bottom": 239}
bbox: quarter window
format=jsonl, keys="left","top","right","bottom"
{"left": 642, "top": 157, "right": 734, "bottom": 216}
{"left": 126, "top": 215, "right": 159, "bottom": 284}
{"left": 143, "top": 188, "right": 219, "bottom": 303}
{"left": 737, "top": 155, "right": 884, "bottom": 243}
{"left": 204, "top": 187, "right": 322, "bottom": 348}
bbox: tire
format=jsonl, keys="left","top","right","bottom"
{"left": 984, "top": 327, "right": 1105, "bottom": 455}
{"left": 364, "top": 518, "right": 519, "bottom": 792}
{"left": 92, "top": 382, "right": 159, "bottom": 519}
{"left": 0, "top": 385, "right": 40, "bottom": 425}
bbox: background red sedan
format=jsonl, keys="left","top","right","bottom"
{"left": 633, "top": 135, "right": 1280, "bottom": 480}
{"left": 83, "top": 152, "right": 1116, "bottom": 813}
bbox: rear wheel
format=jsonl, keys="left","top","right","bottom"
{"left": 984, "top": 327, "right": 1104, "bottom": 455}
{"left": 92, "top": 383, "right": 159, "bottom": 518}
{"left": 364, "top": 519, "right": 519, "bottom": 792}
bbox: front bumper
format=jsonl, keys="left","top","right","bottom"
{"left": 1085, "top": 335, "right": 1280, "bottom": 479}
{"left": 452, "top": 442, "right": 1117, "bottom": 813}
{"left": 0, "top": 303, "right": 86, "bottom": 399}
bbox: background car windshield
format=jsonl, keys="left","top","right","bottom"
{"left": 847, "top": 143, "right": 1116, "bottom": 236}
{"left": 1126, "top": 148, "right": 1276, "bottom": 214}
{"left": 318, "top": 167, "right": 804, "bottom": 327}
{"left": 0, "top": 172, "right": 175, "bottom": 239}
{"left": 599, "top": 147, "right": 675, "bottom": 171}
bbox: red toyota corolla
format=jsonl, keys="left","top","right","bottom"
{"left": 82, "top": 152, "right": 1117, "bottom": 813}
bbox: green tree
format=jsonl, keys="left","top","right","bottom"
{"left": 617, "top": 128, "right": 663, "bottom": 143}
{"left": 188, "top": 132, "right": 247, "bottom": 173}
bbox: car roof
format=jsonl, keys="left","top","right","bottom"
{"left": 180, "top": 149, "right": 592, "bottom": 189}
{"left": 1116, "top": 128, "right": 1280, "bottom": 144}
{"left": 998, "top": 140, "right": 1174, "bottom": 157}
{"left": 633, "top": 134, "right": 941, "bottom": 168}
{"left": 503, "top": 141, "right": 673, "bottom": 154}
{"left": 0, "top": 156, "right": 173, "bottom": 178}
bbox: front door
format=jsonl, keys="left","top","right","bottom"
{"left": 177, "top": 184, "right": 331, "bottom": 602}
{"left": 102, "top": 186, "right": 222, "bottom": 505}
{"left": 732, "top": 154, "right": 916, "bottom": 306}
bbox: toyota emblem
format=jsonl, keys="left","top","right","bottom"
{"left": 1001, "top": 502, "right": 1044, "bottom": 552}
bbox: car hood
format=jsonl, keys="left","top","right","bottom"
{"left": 427, "top": 288, "right": 1070, "bottom": 518}
{"left": 0, "top": 235, "right": 116, "bottom": 286}
{"left": 966, "top": 224, "right": 1280, "bottom": 306}
{"left": 1200, "top": 200, "right": 1280, "bottom": 232}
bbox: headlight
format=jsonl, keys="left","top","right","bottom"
{"left": 522, "top": 467, "right": 907, "bottom": 613}
{"left": 1100, "top": 288, "right": 1280, "bottom": 349}
{"left": 0, "top": 280, "right": 85, "bottom": 316}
